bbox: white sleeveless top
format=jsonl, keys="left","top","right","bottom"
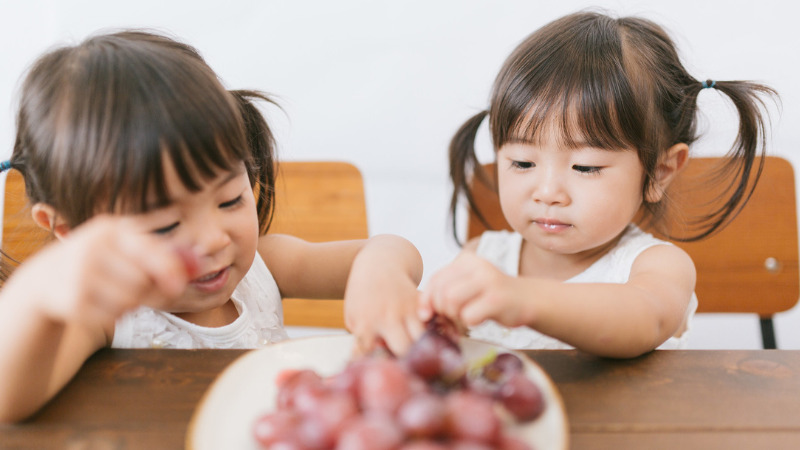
{"left": 469, "top": 225, "right": 697, "bottom": 350}
{"left": 111, "top": 254, "right": 288, "bottom": 349}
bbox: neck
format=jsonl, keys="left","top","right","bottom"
{"left": 174, "top": 299, "right": 239, "bottom": 327}
{"left": 519, "top": 231, "right": 625, "bottom": 280}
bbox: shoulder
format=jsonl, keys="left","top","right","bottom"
{"left": 619, "top": 224, "right": 671, "bottom": 249}
{"left": 628, "top": 227, "right": 696, "bottom": 285}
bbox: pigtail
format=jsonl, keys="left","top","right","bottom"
{"left": 229, "top": 90, "right": 280, "bottom": 236}
{"left": 449, "top": 110, "right": 489, "bottom": 245}
{"left": 674, "top": 80, "right": 777, "bottom": 241}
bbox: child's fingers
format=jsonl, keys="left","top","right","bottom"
{"left": 352, "top": 329, "right": 378, "bottom": 356}
{"left": 417, "top": 290, "right": 435, "bottom": 321}
{"left": 459, "top": 298, "right": 496, "bottom": 327}
{"left": 92, "top": 283, "right": 147, "bottom": 320}
{"left": 425, "top": 266, "right": 477, "bottom": 320}
{"left": 115, "top": 214, "right": 197, "bottom": 294}
{"left": 88, "top": 263, "right": 151, "bottom": 316}
{"left": 380, "top": 327, "right": 412, "bottom": 356}
{"left": 115, "top": 233, "right": 192, "bottom": 298}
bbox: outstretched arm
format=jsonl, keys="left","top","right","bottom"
{"left": 420, "top": 244, "right": 695, "bottom": 358}
{"left": 259, "top": 233, "right": 423, "bottom": 355}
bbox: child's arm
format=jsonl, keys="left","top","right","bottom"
{"left": 258, "top": 233, "right": 424, "bottom": 354}
{"left": 0, "top": 216, "right": 192, "bottom": 422}
{"left": 420, "top": 244, "right": 695, "bottom": 358}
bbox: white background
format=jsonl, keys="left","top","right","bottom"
{"left": 1, "top": 0, "right": 799, "bottom": 349}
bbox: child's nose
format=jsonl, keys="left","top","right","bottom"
{"left": 189, "top": 219, "right": 231, "bottom": 257}
{"left": 531, "top": 169, "right": 569, "bottom": 205}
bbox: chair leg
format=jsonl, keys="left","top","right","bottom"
{"left": 759, "top": 317, "right": 777, "bottom": 349}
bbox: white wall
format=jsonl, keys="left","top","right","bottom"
{"left": 1, "top": 0, "right": 799, "bottom": 349}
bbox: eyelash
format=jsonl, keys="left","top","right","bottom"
{"left": 153, "top": 222, "right": 179, "bottom": 235}
{"left": 220, "top": 195, "right": 243, "bottom": 209}
{"left": 151, "top": 195, "right": 243, "bottom": 235}
{"left": 510, "top": 161, "right": 602, "bottom": 175}
{"left": 572, "top": 165, "right": 602, "bottom": 174}
{"left": 510, "top": 161, "right": 533, "bottom": 170}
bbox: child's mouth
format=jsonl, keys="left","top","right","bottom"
{"left": 534, "top": 219, "right": 572, "bottom": 232}
{"left": 191, "top": 267, "right": 231, "bottom": 293}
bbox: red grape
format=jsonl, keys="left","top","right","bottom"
{"left": 277, "top": 369, "right": 323, "bottom": 410}
{"left": 335, "top": 413, "right": 404, "bottom": 450}
{"left": 497, "top": 371, "right": 545, "bottom": 422}
{"left": 358, "top": 358, "right": 413, "bottom": 414}
{"left": 253, "top": 410, "right": 302, "bottom": 447}
{"left": 483, "top": 352, "right": 524, "bottom": 382}
{"left": 405, "top": 330, "right": 460, "bottom": 381}
{"left": 396, "top": 392, "right": 447, "bottom": 438}
{"left": 445, "top": 390, "right": 501, "bottom": 444}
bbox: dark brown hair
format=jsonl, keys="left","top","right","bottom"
{"left": 2, "top": 30, "right": 278, "bottom": 278}
{"left": 449, "top": 11, "right": 777, "bottom": 244}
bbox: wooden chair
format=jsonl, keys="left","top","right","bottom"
{"left": 466, "top": 157, "right": 799, "bottom": 349}
{"left": 2, "top": 161, "right": 368, "bottom": 329}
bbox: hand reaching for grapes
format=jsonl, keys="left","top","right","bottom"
{"left": 343, "top": 235, "right": 426, "bottom": 357}
{"left": 419, "top": 251, "right": 533, "bottom": 329}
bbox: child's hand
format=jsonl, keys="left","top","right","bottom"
{"left": 345, "top": 272, "right": 423, "bottom": 356}
{"left": 343, "top": 235, "right": 425, "bottom": 356}
{"left": 419, "top": 251, "right": 527, "bottom": 328}
{"left": 9, "top": 215, "right": 194, "bottom": 329}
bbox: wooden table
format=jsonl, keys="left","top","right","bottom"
{"left": 1, "top": 348, "right": 799, "bottom": 449}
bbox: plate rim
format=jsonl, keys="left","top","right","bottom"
{"left": 186, "top": 334, "right": 569, "bottom": 450}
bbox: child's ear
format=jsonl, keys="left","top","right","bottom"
{"left": 645, "top": 143, "right": 689, "bottom": 203}
{"left": 31, "top": 203, "right": 71, "bottom": 240}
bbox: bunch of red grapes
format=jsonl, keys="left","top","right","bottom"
{"left": 253, "top": 319, "right": 545, "bottom": 449}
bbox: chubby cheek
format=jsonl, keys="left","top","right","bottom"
{"left": 497, "top": 183, "right": 532, "bottom": 232}
{"left": 237, "top": 199, "right": 261, "bottom": 262}
{"left": 580, "top": 185, "right": 642, "bottom": 235}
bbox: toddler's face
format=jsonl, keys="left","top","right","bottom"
{"left": 142, "top": 157, "right": 259, "bottom": 314}
{"left": 496, "top": 134, "right": 644, "bottom": 258}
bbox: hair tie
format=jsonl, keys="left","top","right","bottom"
{"left": 701, "top": 79, "right": 716, "bottom": 89}
{"left": 0, "top": 160, "right": 11, "bottom": 173}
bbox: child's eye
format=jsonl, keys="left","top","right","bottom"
{"left": 510, "top": 161, "right": 534, "bottom": 170}
{"left": 220, "top": 195, "right": 243, "bottom": 209}
{"left": 573, "top": 165, "right": 602, "bottom": 174}
{"left": 152, "top": 222, "right": 179, "bottom": 235}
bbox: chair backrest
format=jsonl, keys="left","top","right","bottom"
{"left": 2, "top": 161, "right": 368, "bottom": 329}
{"left": 270, "top": 161, "right": 368, "bottom": 328}
{"left": 465, "top": 157, "right": 800, "bottom": 318}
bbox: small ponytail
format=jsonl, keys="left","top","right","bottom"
{"left": 670, "top": 79, "right": 777, "bottom": 241}
{"left": 448, "top": 111, "right": 489, "bottom": 245}
{"left": 229, "top": 90, "right": 280, "bottom": 235}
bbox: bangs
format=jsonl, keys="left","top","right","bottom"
{"left": 506, "top": 89, "right": 637, "bottom": 152}
{"left": 123, "top": 106, "right": 248, "bottom": 214}
{"left": 17, "top": 30, "right": 257, "bottom": 230}
{"left": 92, "top": 36, "right": 250, "bottom": 215}
{"left": 490, "top": 12, "right": 646, "bottom": 153}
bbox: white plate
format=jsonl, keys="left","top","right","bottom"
{"left": 187, "top": 335, "right": 569, "bottom": 449}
